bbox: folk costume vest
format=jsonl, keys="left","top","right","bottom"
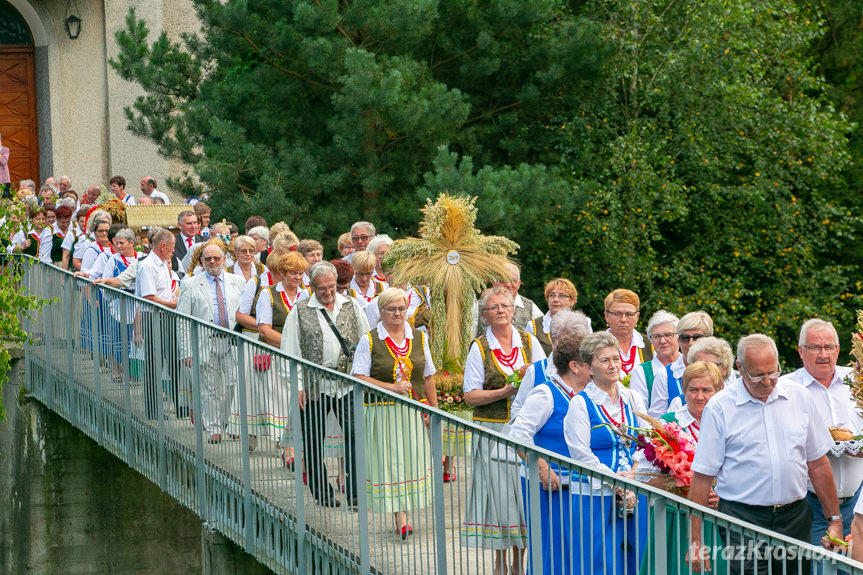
{"left": 366, "top": 326, "right": 428, "bottom": 402}
{"left": 264, "top": 285, "right": 297, "bottom": 337}
{"left": 51, "top": 231, "right": 65, "bottom": 263}
{"left": 531, "top": 319, "right": 553, "bottom": 356}
{"left": 532, "top": 378, "right": 574, "bottom": 473}
{"left": 296, "top": 299, "right": 359, "bottom": 376}
{"left": 408, "top": 286, "right": 431, "bottom": 332}
{"left": 578, "top": 389, "right": 637, "bottom": 472}
{"left": 665, "top": 362, "right": 685, "bottom": 409}
{"left": 471, "top": 331, "right": 533, "bottom": 423}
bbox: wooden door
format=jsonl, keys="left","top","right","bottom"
{"left": 0, "top": 45, "right": 38, "bottom": 185}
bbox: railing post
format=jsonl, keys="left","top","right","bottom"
{"left": 22, "top": 259, "right": 33, "bottom": 395}
{"left": 351, "top": 382, "right": 370, "bottom": 575}
{"left": 654, "top": 494, "right": 667, "bottom": 575}
{"left": 64, "top": 274, "right": 76, "bottom": 427}
{"left": 236, "top": 341, "right": 255, "bottom": 554}
{"left": 153, "top": 310, "right": 168, "bottom": 491}
{"left": 89, "top": 283, "right": 103, "bottom": 443}
{"left": 428, "top": 411, "right": 447, "bottom": 575}
{"left": 191, "top": 321, "right": 207, "bottom": 520}
{"left": 289, "top": 359, "right": 306, "bottom": 574}
{"left": 120, "top": 295, "right": 133, "bottom": 465}
{"left": 42, "top": 264, "right": 55, "bottom": 410}
{"left": 526, "top": 452, "right": 544, "bottom": 575}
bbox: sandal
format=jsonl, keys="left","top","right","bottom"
{"left": 281, "top": 450, "right": 295, "bottom": 471}
{"left": 443, "top": 472, "right": 456, "bottom": 483}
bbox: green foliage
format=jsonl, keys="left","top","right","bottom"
{"left": 0, "top": 202, "right": 45, "bottom": 420}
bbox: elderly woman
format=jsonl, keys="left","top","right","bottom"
{"left": 685, "top": 336, "right": 736, "bottom": 388}
{"left": 337, "top": 232, "right": 354, "bottom": 257}
{"left": 462, "top": 286, "right": 546, "bottom": 575}
{"left": 234, "top": 247, "right": 280, "bottom": 338}
{"left": 349, "top": 250, "right": 380, "bottom": 305}
{"left": 41, "top": 204, "right": 73, "bottom": 264}
{"left": 247, "top": 225, "right": 270, "bottom": 263}
{"left": 629, "top": 310, "right": 682, "bottom": 410}
{"left": 228, "top": 235, "right": 266, "bottom": 281}
{"left": 64, "top": 204, "right": 91, "bottom": 271}
{"left": 647, "top": 311, "right": 714, "bottom": 417}
{"left": 603, "top": 289, "right": 652, "bottom": 377}
{"left": 351, "top": 287, "right": 438, "bottom": 538}
{"left": 528, "top": 278, "right": 590, "bottom": 356}
{"left": 297, "top": 239, "right": 323, "bottom": 288}
{"left": 78, "top": 211, "right": 113, "bottom": 275}
{"left": 257, "top": 251, "right": 308, "bottom": 348}
{"left": 563, "top": 331, "right": 648, "bottom": 575}
{"left": 366, "top": 234, "right": 393, "bottom": 286}
{"left": 510, "top": 332, "right": 590, "bottom": 575}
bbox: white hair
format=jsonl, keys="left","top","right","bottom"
{"left": 549, "top": 309, "right": 591, "bottom": 343}
{"left": 309, "top": 261, "right": 337, "bottom": 286}
{"left": 350, "top": 221, "right": 376, "bottom": 237}
{"left": 247, "top": 226, "right": 270, "bottom": 241}
{"left": 687, "top": 336, "right": 735, "bottom": 372}
{"left": 646, "top": 310, "right": 679, "bottom": 338}
{"left": 798, "top": 318, "right": 839, "bottom": 348}
{"left": 677, "top": 311, "right": 714, "bottom": 336}
{"left": 736, "top": 334, "right": 778, "bottom": 369}
{"left": 366, "top": 234, "right": 393, "bottom": 254}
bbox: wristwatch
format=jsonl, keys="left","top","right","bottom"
{"left": 826, "top": 514, "right": 843, "bottom": 522}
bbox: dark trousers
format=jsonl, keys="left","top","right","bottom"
{"left": 300, "top": 391, "right": 357, "bottom": 503}
{"left": 142, "top": 312, "right": 181, "bottom": 420}
{"left": 718, "top": 498, "right": 812, "bottom": 575}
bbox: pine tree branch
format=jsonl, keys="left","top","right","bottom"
{"left": 464, "top": 101, "right": 522, "bottom": 125}
{"left": 240, "top": 33, "right": 334, "bottom": 90}
{"left": 311, "top": 0, "right": 357, "bottom": 47}
{"left": 431, "top": 45, "right": 478, "bottom": 71}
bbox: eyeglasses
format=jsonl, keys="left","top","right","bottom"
{"left": 355, "top": 272, "right": 373, "bottom": 277}
{"left": 547, "top": 292, "right": 572, "bottom": 301}
{"left": 743, "top": 368, "right": 781, "bottom": 385}
{"left": 351, "top": 235, "right": 371, "bottom": 242}
{"left": 95, "top": 228, "right": 109, "bottom": 234}
{"left": 679, "top": 334, "right": 706, "bottom": 343}
{"left": 382, "top": 306, "right": 407, "bottom": 314}
{"left": 203, "top": 256, "right": 223, "bottom": 262}
{"left": 483, "top": 304, "right": 514, "bottom": 312}
{"left": 606, "top": 310, "right": 637, "bottom": 319}
{"left": 237, "top": 248, "right": 256, "bottom": 255}
{"left": 649, "top": 333, "right": 677, "bottom": 342}
{"left": 800, "top": 344, "right": 838, "bottom": 353}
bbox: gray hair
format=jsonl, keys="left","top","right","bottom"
{"left": 20, "top": 179, "right": 36, "bottom": 191}
{"left": 478, "top": 286, "right": 513, "bottom": 311}
{"left": 86, "top": 210, "right": 112, "bottom": 233}
{"left": 579, "top": 332, "right": 619, "bottom": 365}
{"left": 201, "top": 242, "right": 225, "bottom": 258}
{"left": 247, "top": 226, "right": 270, "bottom": 242}
{"left": 309, "top": 260, "right": 337, "bottom": 286}
{"left": 366, "top": 234, "right": 393, "bottom": 254}
{"left": 232, "top": 235, "right": 256, "bottom": 253}
{"left": 378, "top": 287, "right": 409, "bottom": 310}
{"left": 736, "top": 334, "right": 778, "bottom": 369}
{"left": 646, "top": 310, "right": 679, "bottom": 338}
{"left": 58, "top": 197, "right": 77, "bottom": 209}
{"left": 677, "top": 311, "right": 714, "bottom": 336}
{"left": 798, "top": 318, "right": 839, "bottom": 348}
{"left": 149, "top": 227, "right": 174, "bottom": 248}
{"left": 351, "top": 221, "right": 376, "bottom": 237}
{"left": 549, "top": 309, "right": 591, "bottom": 343}
{"left": 114, "top": 228, "right": 136, "bottom": 244}
{"left": 177, "top": 209, "right": 196, "bottom": 223}
{"left": 687, "top": 336, "right": 735, "bottom": 373}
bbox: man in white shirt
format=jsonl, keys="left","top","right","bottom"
{"left": 135, "top": 227, "right": 179, "bottom": 420}
{"left": 109, "top": 175, "right": 135, "bottom": 205}
{"left": 778, "top": 318, "right": 862, "bottom": 546}
{"left": 689, "top": 334, "right": 843, "bottom": 574}
{"left": 140, "top": 176, "right": 170, "bottom": 205}
{"left": 177, "top": 243, "right": 246, "bottom": 443}
{"left": 281, "top": 261, "right": 369, "bottom": 507}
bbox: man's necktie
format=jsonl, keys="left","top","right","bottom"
{"left": 187, "top": 237, "right": 192, "bottom": 247}
{"left": 215, "top": 277, "right": 228, "bottom": 328}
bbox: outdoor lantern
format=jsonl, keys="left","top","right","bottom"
{"left": 64, "top": 0, "right": 82, "bottom": 40}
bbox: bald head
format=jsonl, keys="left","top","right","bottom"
{"left": 85, "top": 185, "right": 101, "bottom": 203}
{"left": 138, "top": 195, "right": 154, "bottom": 205}
{"left": 140, "top": 176, "right": 156, "bottom": 195}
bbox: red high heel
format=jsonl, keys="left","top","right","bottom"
{"left": 399, "top": 525, "right": 414, "bottom": 540}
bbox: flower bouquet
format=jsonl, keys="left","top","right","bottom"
{"left": 436, "top": 369, "right": 472, "bottom": 414}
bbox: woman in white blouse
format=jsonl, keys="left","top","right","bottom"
{"left": 228, "top": 235, "right": 267, "bottom": 281}
{"left": 461, "top": 286, "right": 545, "bottom": 575}
{"left": 563, "top": 331, "right": 648, "bottom": 575}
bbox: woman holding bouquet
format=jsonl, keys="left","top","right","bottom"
{"left": 462, "top": 286, "right": 546, "bottom": 575}
{"left": 510, "top": 332, "right": 590, "bottom": 575}
{"left": 563, "top": 331, "right": 649, "bottom": 575}
{"left": 352, "top": 287, "right": 438, "bottom": 539}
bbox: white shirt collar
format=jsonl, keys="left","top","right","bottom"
{"left": 308, "top": 291, "right": 349, "bottom": 313}
{"left": 585, "top": 380, "right": 632, "bottom": 405}
{"left": 799, "top": 366, "right": 846, "bottom": 390}
{"left": 485, "top": 325, "right": 524, "bottom": 351}
{"left": 674, "top": 406, "right": 696, "bottom": 428}
{"left": 541, "top": 310, "right": 552, "bottom": 334}
{"left": 375, "top": 321, "right": 413, "bottom": 340}
{"left": 735, "top": 377, "right": 789, "bottom": 406}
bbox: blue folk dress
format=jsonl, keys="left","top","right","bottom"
{"left": 571, "top": 389, "right": 648, "bottom": 575}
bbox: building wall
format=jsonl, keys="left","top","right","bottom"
{"left": 7, "top": 0, "right": 194, "bottom": 200}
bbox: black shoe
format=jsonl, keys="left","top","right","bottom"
{"left": 347, "top": 496, "right": 358, "bottom": 507}
{"left": 315, "top": 496, "right": 340, "bottom": 508}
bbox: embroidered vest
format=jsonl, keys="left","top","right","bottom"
{"left": 532, "top": 379, "right": 574, "bottom": 472}
{"left": 367, "top": 326, "right": 427, "bottom": 401}
{"left": 665, "top": 362, "right": 685, "bottom": 409}
{"left": 408, "top": 286, "right": 431, "bottom": 332}
{"left": 265, "top": 285, "right": 294, "bottom": 335}
{"left": 21, "top": 233, "right": 38, "bottom": 257}
{"left": 471, "top": 331, "right": 533, "bottom": 423}
{"left": 531, "top": 319, "right": 553, "bottom": 356}
{"left": 51, "top": 233, "right": 65, "bottom": 263}
{"left": 642, "top": 360, "right": 656, "bottom": 405}
{"left": 296, "top": 298, "right": 359, "bottom": 374}
{"left": 578, "top": 389, "right": 637, "bottom": 472}
{"left": 532, "top": 358, "right": 550, "bottom": 389}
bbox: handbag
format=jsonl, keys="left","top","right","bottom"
{"left": 318, "top": 307, "right": 354, "bottom": 372}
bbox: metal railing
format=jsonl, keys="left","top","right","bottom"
{"left": 16, "top": 256, "right": 863, "bottom": 575}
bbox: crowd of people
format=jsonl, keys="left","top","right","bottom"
{"left": 8, "top": 173, "right": 863, "bottom": 575}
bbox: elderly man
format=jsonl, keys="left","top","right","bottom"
{"left": 137, "top": 195, "right": 154, "bottom": 206}
{"left": 629, "top": 310, "right": 681, "bottom": 410}
{"left": 778, "top": 319, "right": 862, "bottom": 547}
{"left": 474, "top": 262, "right": 543, "bottom": 336}
{"left": 140, "top": 176, "right": 170, "bottom": 204}
{"left": 177, "top": 243, "right": 246, "bottom": 443}
{"left": 689, "top": 334, "right": 842, "bottom": 575}
{"left": 58, "top": 175, "right": 71, "bottom": 195}
{"left": 135, "top": 227, "right": 180, "bottom": 420}
{"left": 645, "top": 310, "right": 713, "bottom": 416}
{"left": 281, "top": 261, "right": 369, "bottom": 507}
{"left": 366, "top": 234, "right": 392, "bottom": 286}
{"left": 83, "top": 185, "right": 101, "bottom": 206}
{"left": 343, "top": 221, "right": 375, "bottom": 262}
{"left": 174, "top": 210, "right": 203, "bottom": 262}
